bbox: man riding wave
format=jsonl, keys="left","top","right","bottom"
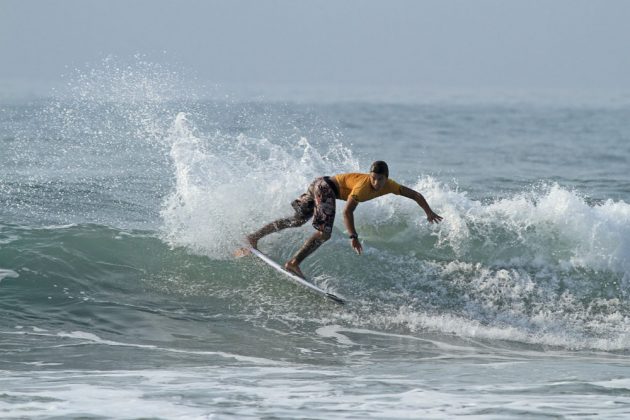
{"left": 238, "top": 161, "right": 443, "bottom": 278}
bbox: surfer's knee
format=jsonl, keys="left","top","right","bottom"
{"left": 291, "top": 217, "right": 308, "bottom": 227}
{"left": 317, "top": 231, "right": 332, "bottom": 241}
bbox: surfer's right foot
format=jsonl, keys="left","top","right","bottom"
{"left": 284, "top": 260, "right": 305, "bottom": 278}
{"left": 233, "top": 247, "right": 251, "bottom": 257}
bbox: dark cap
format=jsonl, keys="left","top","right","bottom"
{"left": 369, "top": 160, "right": 389, "bottom": 177}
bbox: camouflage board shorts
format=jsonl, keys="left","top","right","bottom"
{"left": 291, "top": 177, "right": 337, "bottom": 234}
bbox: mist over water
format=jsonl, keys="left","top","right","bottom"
{"left": 2, "top": 58, "right": 630, "bottom": 418}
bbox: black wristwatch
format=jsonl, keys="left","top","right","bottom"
{"left": 349, "top": 234, "right": 358, "bottom": 240}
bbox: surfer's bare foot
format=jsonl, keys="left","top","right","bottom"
{"left": 233, "top": 235, "right": 259, "bottom": 258}
{"left": 233, "top": 247, "right": 251, "bottom": 258}
{"left": 284, "top": 259, "right": 305, "bottom": 278}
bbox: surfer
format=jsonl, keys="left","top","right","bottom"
{"left": 240, "top": 161, "right": 443, "bottom": 278}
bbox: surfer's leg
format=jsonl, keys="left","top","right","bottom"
{"left": 246, "top": 216, "right": 308, "bottom": 248}
{"left": 246, "top": 186, "right": 316, "bottom": 248}
{"left": 284, "top": 178, "right": 335, "bottom": 276}
{"left": 285, "top": 230, "right": 331, "bottom": 277}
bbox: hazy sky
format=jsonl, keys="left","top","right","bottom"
{"left": 2, "top": 0, "right": 630, "bottom": 95}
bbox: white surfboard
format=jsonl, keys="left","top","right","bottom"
{"left": 249, "top": 248, "right": 345, "bottom": 305}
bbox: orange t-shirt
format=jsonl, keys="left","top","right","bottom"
{"left": 333, "top": 173, "right": 402, "bottom": 202}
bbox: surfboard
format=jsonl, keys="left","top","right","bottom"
{"left": 249, "top": 248, "right": 345, "bottom": 305}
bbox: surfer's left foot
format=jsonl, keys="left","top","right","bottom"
{"left": 233, "top": 247, "right": 251, "bottom": 258}
{"left": 284, "top": 260, "right": 305, "bottom": 278}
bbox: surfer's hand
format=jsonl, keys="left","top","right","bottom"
{"left": 351, "top": 238, "right": 362, "bottom": 255}
{"left": 427, "top": 211, "right": 443, "bottom": 224}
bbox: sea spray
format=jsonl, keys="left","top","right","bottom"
{"left": 160, "top": 112, "right": 359, "bottom": 258}
{"left": 3, "top": 56, "right": 193, "bottom": 227}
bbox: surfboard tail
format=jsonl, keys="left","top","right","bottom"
{"left": 326, "top": 293, "right": 345, "bottom": 305}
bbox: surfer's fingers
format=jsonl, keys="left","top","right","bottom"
{"left": 428, "top": 213, "right": 443, "bottom": 223}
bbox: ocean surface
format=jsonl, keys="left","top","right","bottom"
{"left": 2, "top": 63, "right": 630, "bottom": 419}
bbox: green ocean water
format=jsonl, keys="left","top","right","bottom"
{"left": 2, "top": 62, "right": 630, "bottom": 418}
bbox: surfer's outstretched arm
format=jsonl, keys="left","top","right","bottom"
{"left": 400, "top": 186, "right": 443, "bottom": 224}
{"left": 343, "top": 198, "right": 362, "bottom": 255}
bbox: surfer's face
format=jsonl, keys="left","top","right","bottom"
{"left": 370, "top": 172, "right": 387, "bottom": 191}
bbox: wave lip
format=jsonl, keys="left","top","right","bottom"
{"left": 415, "top": 181, "right": 630, "bottom": 276}
{"left": 160, "top": 112, "right": 359, "bottom": 259}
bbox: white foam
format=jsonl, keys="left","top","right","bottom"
{"left": 315, "top": 325, "right": 356, "bottom": 346}
{"left": 372, "top": 179, "right": 630, "bottom": 275}
{"left": 352, "top": 303, "right": 630, "bottom": 351}
{"left": 0, "top": 268, "right": 19, "bottom": 283}
{"left": 0, "top": 234, "right": 19, "bottom": 245}
{"left": 20, "top": 361, "right": 63, "bottom": 367}
{"left": 1, "top": 327, "right": 285, "bottom": 367}
{"left": 55, "top": 330, "right": 282, "bottom": 365}
{"left": 160, "top": 112, "right": 359, "bottom": 259}
{"left": 3, "top": 363, "right": 628, "bottom": 419}
{"left": 0, "top": 378, "right": 213, "bottom": 419}
{"left": 57, "top": 331, "right": 156, "bottom": 348}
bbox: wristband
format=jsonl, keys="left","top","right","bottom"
{"left": 349, "top": 234, "right": 358, "bottom": 240}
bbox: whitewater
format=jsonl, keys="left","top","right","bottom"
{"left": 2, "top": 60, "right": 630, "bottom": 418}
